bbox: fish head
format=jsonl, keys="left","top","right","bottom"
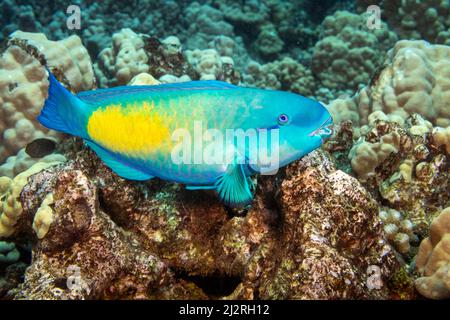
{"left": 248, "top": 91, "right": 333, "bottom": 173}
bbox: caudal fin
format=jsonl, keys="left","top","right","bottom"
{"left": 38, "top": 69, "right": 87, "bottom": 138}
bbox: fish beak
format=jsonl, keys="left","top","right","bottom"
{"left": 308, "top": 116, "right": 334, "bottom": 140}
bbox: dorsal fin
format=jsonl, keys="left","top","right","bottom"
{"left": 77, "top": 81, "right": 239, "bottom": 104}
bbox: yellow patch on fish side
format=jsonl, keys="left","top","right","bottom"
{"left": 87, "top": 101, "right": 171, "bottom": 155}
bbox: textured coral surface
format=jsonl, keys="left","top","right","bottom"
{"left": 1, "top": 0, "right": 450, "bottom": 301}
{"left": 2, "top": 142, "right": 401, "bottom": 300}
{"left": 415, "top": 207, "right": 450, "bottom": 299}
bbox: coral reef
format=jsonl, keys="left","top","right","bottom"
{"left": 0, "top": 0, "right": 331, "bottom": 66}
{"left": 0, "top": 161, "right": 64, "bottom": 238}
{"left": 386, "top": 265, "right": 417, "bottom": 300}
{"left": 0, "top": 241, "right": 20, "bottom": 264}
{"left": 243, "top": 57, "right": 316, "bottom": 97}
{"left": 214, "top": 0, "right": 269, "bottom": 26}
{"left": 183, "top": 2, "right": 235, "bottom": 50}
{"left": 1, "top": 0, "right": 449, "bottom": 301}
{"left": 0, "top": 148, "right": 66, "bottom": 178}
{"left": 1, "top": 0, "right": 189, "bottom": 57}
{"left": 94, "top": 28, "right": 150, "bottom": 87}
{"left": 0, "top": 262, "right": 27, "bottom": 297}
{"left": 185, "top": 49, "right": 240, "bottom": 84}
{"left": 349, "top": 125, "right": 401, "bottom": 181}
{"left": 9, "top": 31, "right": 95, "bottom": 91}
{"left": 415, "top": 207, "right": 450, "bottom": 299}
{"left": 94, "top": 29, "right": 240, "bottom": 87}
{"left": 251, "top": 151, "right": 399, "bottom": 299}
{"left": 343, "top": 113, "right": 450, "bottom": 235}
{"left": 328, "top": 40, "right": 450, "bottom": 127}
{"left": 2, "top": 141, "right": 401, "bottom": 299}
{"left": 210, "top": 0, "right": 321, "bottom": 60}
{"left": 358, "top": 0, "right": 450, "bottom": 45}
{"left": 253, "top": 23, "right": 284, "bottom": 57}
{"left": 379, "top": 207, "right": 417, "bottom": 256}
{"left": 312, "top": 11, "right": 397, "bottom": 92}
{"left": 0, "top": 31, "right": 95, "bottom": 162}
{"left": 143, "top": 35, "right": 197, "bottom": 82}
{"left": 432, "top": 126, "right": 450, "bottom": 154}
{"left": 32, "top": 193, "right": 54, "bottom": 239}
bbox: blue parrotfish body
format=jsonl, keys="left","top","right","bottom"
{"left": 38, "top": 70, "right": 333, "bottom": 207}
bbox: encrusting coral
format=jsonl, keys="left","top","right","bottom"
{"left": 0, "top": 161, "right": 64, "bottom": 238}
{"left": 432, "top": 126, "right": 450, "bottom": 155}
{"left": 32, "top": 193, "right": 54, "bottom": 240}
{"left": 415, "top": 207, "right": 450, "bottom": 299}
{"left": 0, "top": 46, "right": 59, "bottom": 162}
{"left": 379, "top": 207, "right": 417, "bottom": 256}
{"left": 0, "top": 148, "right": 66, "bottom": 178}
{"left": 342, "top": 113, "right": 450, "bottom": 235}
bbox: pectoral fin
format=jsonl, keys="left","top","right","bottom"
{"left": 214, "top": 164, "right": 253, "bottom": 208}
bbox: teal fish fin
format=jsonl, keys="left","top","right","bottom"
{"left": 185, "top": 185, "right": 216, "bottom": 190}
{"left": 77, "top": 80, "right": 238, "bottom": 103}
{"left": 38, "top": 68, "right": 89, "bottom": 139}
{"left": 84, "top": 140, "right": 153, "bottom": 181}
{"left": 214, "top": 163, "right": 253, "bottom": 208}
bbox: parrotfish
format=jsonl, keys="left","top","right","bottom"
{"left": 38, "top": 70, "right": 333, "bottom": 207}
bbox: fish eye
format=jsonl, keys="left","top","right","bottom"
{"left": 277, "top": 114, "right": 289, "bottom": 125}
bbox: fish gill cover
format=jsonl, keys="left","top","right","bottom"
{"left": 0, "top": 0, "right": 449, "bottom": 301}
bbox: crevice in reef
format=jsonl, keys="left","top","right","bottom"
{"left": 97, "top": 191, "right": 130, "bottom": 229}
{"left": 173, "top": 269, "right": 241, "bottom": 299}
{"left": 225, "top": 206, "right": 249, "bottom": 219}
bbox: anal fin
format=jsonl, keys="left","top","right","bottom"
{"left": 185, "top": 185, "right": 216, "bottom": 190}
{"left": 84, "top": 140, "right": 153, "bottom": 181}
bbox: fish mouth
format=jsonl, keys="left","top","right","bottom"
{"left": 308, "top": 116, "right": 334, "bottom": 139}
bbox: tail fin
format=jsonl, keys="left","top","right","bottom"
{"left": 38, "top": 69, "right": 88, "bottom": 138}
